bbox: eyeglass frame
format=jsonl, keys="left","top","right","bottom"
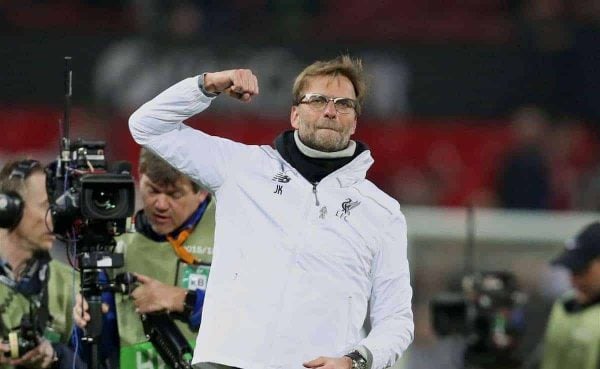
{"left": 295, "top": 93, "right": 357, "bottom": 114}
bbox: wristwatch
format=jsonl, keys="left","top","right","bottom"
{"left": 182, "top": 290, "right": 197, "bottom": 318}
{"left": 344, "top": 350, "right": 367, "bottom": 369}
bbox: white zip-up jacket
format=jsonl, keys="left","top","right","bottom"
{"left": 129, "top": 76, "right": 414, "bottom": 369}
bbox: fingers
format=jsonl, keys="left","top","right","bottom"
{"left": 130, "top": 277, "right": 149, "bottom": 301}
{"left": 73, "top": 293, "right": 90, "bottom": 328}
{"left": 6, "top": 339, "right": 55, "bottom": 367}
{"left": 226, "top": 69, "right": 259, "bottom": 102}
{"left": 134, "top": 273, "right": 152, "bottom": 284}
{"left": 131, "top": 289, "right": 163, "bottom": 314}
{"left": 11, "top": 344, "right": 43, "bottom": 367}
{"left": 73, "top": 311, "right": 88, "bottom": 329}
{"left": 75, "top": 293, "right": 89, "bottom": 311}
{"left": 0, "top": 343, "right": 9, "bottom": 364}
{"left": 38, "top": 340, "right": 55, "bottom": 369}
{"left": 303, "top": 356, "right": 326, "bottom": 368}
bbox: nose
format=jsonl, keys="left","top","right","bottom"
{"left": 154, "top": 194, "right": 169, "bottom": 211}
{"left": 323, "top": 100, "right": 337, "bottom": 118}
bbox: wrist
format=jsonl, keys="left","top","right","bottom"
{"left": 171, "top": 287, "right": 188, "bottom": 313}
{"left": 342, "top": 355, "right": 352, "bottom": 369}
{"left": 201, "top": 73, "right": 221, "bottom": 95}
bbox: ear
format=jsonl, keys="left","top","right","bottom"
{"left": 196, "top": 190, "right": 210, "bottom": 204}
{"left": 290, "top": 105, "right": 300, "bottom": 129}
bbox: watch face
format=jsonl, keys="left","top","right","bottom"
{"left": 351, "top": 358, "right": 367, "bottom": 369}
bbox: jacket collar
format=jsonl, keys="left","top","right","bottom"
{"left": 271, "top": 130, "right": 372, "bottom": 186}
{"left": 266, "top": 145, "right": 373, "bottom": 188}
{"left": 330, "top": 150, "right": 373, "bottom": 187}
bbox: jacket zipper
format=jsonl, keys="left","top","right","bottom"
{"left": 312, "top": 182, "right": 320, "bottom": 206}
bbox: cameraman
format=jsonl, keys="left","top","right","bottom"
{"left": 74, "top": 148, "right": 214, "bottom": 369}
{"left": 541, "top": 222, "right": 600, "bottom": 369}
{"left": 0, "top": 159, "right": 84, "bottom": 369}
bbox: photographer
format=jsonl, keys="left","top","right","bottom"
{"left": 0, "top": 159, "right": 84, "bottom": 369}
{"left": 74, "top": 148, "right": 215, "bottom": 369}
{"left": 541, "top": 222, "right": 600, "bottom": 369}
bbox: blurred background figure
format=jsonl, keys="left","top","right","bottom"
{"left": 496, "top": 105, "right": 551, "bottom": 210}
{"left": 540, "top": 222, "right": 600, "bottom": 369}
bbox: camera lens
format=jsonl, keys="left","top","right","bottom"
{"left": 80, "top": 173, "right": 135, "bottom": 220}
{"left": 92, "top": 190, "right": 120, "bottom": 214}
{"left": 83, "top": 187, "right": 129, "bottom": 219}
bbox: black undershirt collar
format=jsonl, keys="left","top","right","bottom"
{"left": 273, "top": 130, "right": 367, "bottom": 184}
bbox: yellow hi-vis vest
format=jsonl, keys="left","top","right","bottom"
{"left": 541, "top": 293, "right": 600, "bottom": 369}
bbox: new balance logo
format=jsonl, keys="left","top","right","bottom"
{"left": 272, "top": 172, "right": 291, "bottom": 183}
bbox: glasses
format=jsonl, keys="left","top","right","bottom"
{"left": 297, "top": 93, "right": 357, "bottom": 114}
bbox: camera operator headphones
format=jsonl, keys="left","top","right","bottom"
{"left": 0, "top": 160, "right": 42, "bottom": 230}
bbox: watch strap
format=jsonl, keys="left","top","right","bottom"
{"left": 345, "top": 350, "right": 367, "bottom": 369}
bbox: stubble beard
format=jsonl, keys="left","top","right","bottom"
{"left": 298, "top": 120, "right": 350, "bottom": 152}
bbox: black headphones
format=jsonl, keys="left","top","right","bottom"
{"left": 0, "top": 160, "right": 41, "bottom": 229}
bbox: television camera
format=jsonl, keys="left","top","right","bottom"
{"left": 430, "top": 207, "right": 528, "bottom": 369}
{"left": 44, "top": 57, "right": 194, "bottom": 369}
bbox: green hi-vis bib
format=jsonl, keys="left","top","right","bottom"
{"left": 541, "top": 295, "right": 600, "bottom": 369}
{"left": 0, "top": 260, "right": 75, "bottom": 343}
{"left": 0, "top": 260, "right": 76, "bottom": 369}
{"left": 114, "top": 200, "right": 216, "bottom": 369}
{"left": 121, "top": 339, "right": 195, "bottom": 369}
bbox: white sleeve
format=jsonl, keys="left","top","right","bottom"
{"left": 128, "top": 76, "right": 251, "bottom": 192}
{"left": 359, "top": 212, "right": 414, "bottom": 369}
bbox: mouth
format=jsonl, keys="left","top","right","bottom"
{"left": 151, "top": 213, "right": 171, "bottom": 225}
{"left": 316, "top": 126, "right": 340, "bottom": 133}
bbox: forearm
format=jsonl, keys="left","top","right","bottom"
{"left": 360, "top": 268, "right": 413, "bottom": 369}
{"left": 128, "top": 75, "right": 237, "bottom": 191}
{"left": 359, "top": 310, "right": 413, "bottom": 369}
{"left": 128, "top": 76, "right": 215, "bottom": 147}
{"left": 362, "top": 214, "right": 414, "bottom": 369}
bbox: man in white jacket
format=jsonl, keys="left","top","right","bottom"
{"left": 129, "top": 55, "right": 414, "bottom": 369}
